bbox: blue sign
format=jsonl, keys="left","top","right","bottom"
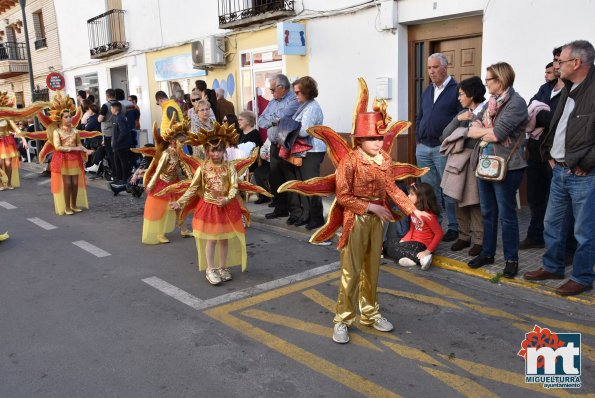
{"left": 277, "top": 22, "right": 306, "bottom": 55}
{"left": 154, "top": 54, "right": 207, "bottom": 81}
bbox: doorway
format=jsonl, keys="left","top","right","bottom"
{"left": 110, "top": 65, "right": 129, "bottom": 96}
{"left": 407, "top": 15, "right": 483, "bottom": 163}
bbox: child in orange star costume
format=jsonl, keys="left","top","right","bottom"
{"left": 279, "top": 78, "right": 431, "bottom": 343}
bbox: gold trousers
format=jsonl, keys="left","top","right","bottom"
{"left": 334, "top": 213, "right": 383, "bottom": 326}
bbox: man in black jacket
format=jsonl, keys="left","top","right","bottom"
{"left": 524, "top": 40, "right": 595, "bottom": 296}
{"left": 109, "top": 101, "right": 132, "bottom": 186}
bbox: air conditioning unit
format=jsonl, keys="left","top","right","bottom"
{"left": 191, "top": 36, "right": 226, "bottom": 68}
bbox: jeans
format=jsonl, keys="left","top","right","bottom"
{"left": 542, "top": 164, "right": 595, "bottom": 286}
{"left": 478, "top": 168, "right": 525, "bottom": 261}
{"left": 415, "top": 143, "right": 458, "bottom": 231}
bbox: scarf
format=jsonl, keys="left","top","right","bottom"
{"left": 482, "top": 88, "right": 510, "bottom": 128}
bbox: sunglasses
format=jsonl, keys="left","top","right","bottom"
{"left": 190, "top": 98, "right": 200, "bottom": 102}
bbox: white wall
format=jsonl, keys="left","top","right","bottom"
{"left": 481, "top": 0, "right": 595, "bottom": 102}
{"left": 397, "top": 0, "right": 486, "bottom": 23}
{"left": 308, "top": 7, "right": 402, "bottom": 133}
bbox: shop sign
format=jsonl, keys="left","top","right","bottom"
{"left": 155, "top": 54, "right": 207, "bottom": 81}
{"left": 46, "top": 72, "right": 65, "bottom": 91}
{"left": 277, "top": 22, "right": 306, "bottom": 55}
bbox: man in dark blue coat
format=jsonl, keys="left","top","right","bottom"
{"left": 415, "top": 53, "right": 462, "bottom": 242}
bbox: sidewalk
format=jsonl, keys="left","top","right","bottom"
{"left": 20, "top": 161, "right": 593, "bottom": 304}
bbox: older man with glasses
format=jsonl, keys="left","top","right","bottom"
{"left": 257, "top": 74, "right": 300, "bottom": 220}
{"left": 524, "top": 40, "right": 595, "bottom": 296}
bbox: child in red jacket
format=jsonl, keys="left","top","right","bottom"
{"left": 386, "top": 182, "right": 444, "bottom": 270}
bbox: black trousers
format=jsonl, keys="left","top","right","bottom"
{"left": 278, "top": 152, "right": 302, "bottom": 219}
{"left": 384, "top": 240, "right": 427, "bottom": 265}
{"left": 113, "top": 148, "right": 131, "bottom": 183}
{"left": 295, "top": 151, "right": 325, "bottom": 224}
{"left": 269, "top": 145, "right": 288, "bottom": 212}
{"left": 525, "top": 159, "right": 552, "bottom": 242}
{"left": 104, "top": 136, "right": 114, "bottom": 171}
{"left": 253, "top": 160, "right": 271, "bottom": 200}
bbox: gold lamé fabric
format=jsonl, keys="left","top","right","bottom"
{"left": 146, "top": 146, "right": 193, "bottom": 192}
{"left": 0, "top": 119, "right": 20, "bottom": 137}
{"left": 52, "top": 126, "right": 81, "bottom": 152}
{"left": 335, "top": 149, "right": 416, "bottom": 249}
{"left": 334, "top": 213, "right": 383, "bottom": 325}
{"left": 177, "top": 160, "right": 238, "bottom": 207}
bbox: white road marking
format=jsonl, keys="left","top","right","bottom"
{"left": 143, "top": 261, "right": 340, "bottom": 311}
{"left": 0, "top": 201, "right": 17, "bottom": 210}
{"left": 27, "top": 217, "right": 57, "bottom": 230}
{"left": 142, "top": 277, "right": 205, "bottom": 310}
{"left": 37, "top": 179, "right": 51, "bottom": 186}
{"left": 72, "top": 240, "right": 111, "bottom": 258}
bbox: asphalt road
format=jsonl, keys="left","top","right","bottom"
{"left": 1, "top": 171, "right": 593, "bottom": 397}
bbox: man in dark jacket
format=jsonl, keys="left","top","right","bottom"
{"left": 109, "top": 101, "right": 132, "bottom": 186}
{"left": 415, "top": 53, "right": 462, "bottom": 242}
{"left": 525, "top": 40, "right": 595, "bottom": 296}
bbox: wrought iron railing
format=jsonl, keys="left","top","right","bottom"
{"left": 87, "top": 9, "right": 128, "bottom": 58}
{"left": 218, "top": 0, "right": 294, "bottom": 27}
{"left": 0, "top": 42, "right": 27, "bottom": 61}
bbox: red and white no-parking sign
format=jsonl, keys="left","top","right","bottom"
{"left": 46, "top": 72, "right": 65, "bottom": 91}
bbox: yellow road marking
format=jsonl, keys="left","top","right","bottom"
{"left": 420, "top": 366, "right": 500, "bottom": 398}
{"left": 301, "top": 288, "right": 402, "bottom": 341}
{"left": 524, "top": 315, "right": 595, "bottom": 336}
{"left": 382, "top": 265, "right": 480, "bottom": 304}
{"left": 207, "top": 309, "right": 401, "bottom": 398}
{"left": 241, "top": 309, "right": 383, "bottom": 352}
{"left": 438, "top": 354, "right": 587, "bottom": 398}
{"left": 460, "top": 302, "right": 524, "bottom": 321}
{"left": 382, "top": 341, "right": 444, "bottom": 367}
{"left": 434, "top": 256, "right": 595, "bottom": 306}
{"left": 377, "top": 287, "right": 462, "bottom": 310}
{"left": 511, "top": 322, "right": 595, "bottom": 363}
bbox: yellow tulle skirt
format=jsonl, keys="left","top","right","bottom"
{"left": 50, "top": 152, "right": 88, "bottom": 215}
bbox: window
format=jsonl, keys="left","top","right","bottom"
{"left": 32, "top": 10, "right": 47, "bottom": 49}
{"left": 239, "top": 47, "right": 284, "bottom": 115}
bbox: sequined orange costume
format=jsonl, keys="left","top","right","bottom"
{"left": 279, "top": 78, "right": 429, "bottom": 341}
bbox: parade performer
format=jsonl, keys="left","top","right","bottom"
{"left": 0, "top": 92, "right": 47, "bottom": 190}
{"left": 23, "top": 92, "right": 101, "bottom": 215}
{"left": 137, "top": 117, "right": 197, "bottom": 244}
{"left": 279, "top": 78, "right": 430, "bottom": 344}
{"left": 164, "top": 122, "right": 271, "bottom": 285}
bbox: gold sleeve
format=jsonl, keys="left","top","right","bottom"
{"left": 146, "top": 152, "right": 169, "bottom": 192}
{"left": 226, "top": 165, "right": 238, "bottom": 201}
{"left": 75, "top": 129, "right": 82, "bottom": 147}
{"left": 52, "top": 128, "right": 70, "bottom": 152}
{"left": 180, "top": 158, "right": 194, "bottom": 179}
{"left": 177, "top": 166, "right": 203, "bottom": 208}
{"left": 385, "top": 172, "right": 416, "bottom": 216}
{"left": 335, "top": 156, "right": 369, "bottom": 215}
{"left": 8, "top": 120, "right": 21, "bottom": 136}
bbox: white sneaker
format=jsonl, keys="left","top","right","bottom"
{"left": 398, "top": 257, "right": 417, "bottom": 267}
{"left": 420, "top": 254, "right": 433, "bottom": 270}
{"left": 206, "top": 269, "right": 221, "bottom": 285}
{"left": 332, "top": 322, "right": 349, "bottom": 344}
{"left": 371, "top": 317, "right": 394, "bottom": 332}
{"left": 85, "top": 164, "right": 99, "bottom": 173}
{"left": 217, "top": 267, "right": 232, "bottom": 281}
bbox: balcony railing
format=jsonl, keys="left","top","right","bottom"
{"left": 0, "top": 41, "right": 28, "bottom": 78}
{"left": 87, "top": 9, "right": 128, "bottom": 59}
{"left": 218, "top": 0, "right": 295, "bottom": 29}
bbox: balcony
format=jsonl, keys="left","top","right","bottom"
{"left": 0, "top": 42, "right": 28, "bottom": 78}
{"left": 87, "top": 9, "right": 128, "bottom": 59}
{"left": 218, "top": 0, "right": 295, "bottom": 29}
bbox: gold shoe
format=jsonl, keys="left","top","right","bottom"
{"left": 180, "top": 229, "right": 193, "bottom": 238}
{"left": 206, "top": 269, "right": 222, "bottom": 285}
{"left": 7, "top": 186, "right": 14, "bottom": 190}
{"left": 71, "top": 207, "right": 83, "bottom": 213}
{"left": 157, "top": 235, "right": 170, "bottom": 244}
{"left": 217, "top": 267, "right": 232, "bottom": 282}
{"left": 64, "top": 209, "right": 74, "bottom": 215}
{"left": 0, "top": 186, "right": 5, "bottom": 191}
{"left": 0, "top": 231, "right": 9, "bottom": 242}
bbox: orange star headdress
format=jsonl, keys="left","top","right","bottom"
{"left": 161, "top": 114, "right": 191, "bottom": 142}
{"left": 185, "top": 121, "right": 239, "bottom": 149}
{"left": 279, "top": 78, "right": 429, "bottom": 247}
{"left": 21, "top": 91, "right": 100, "bottom": 163}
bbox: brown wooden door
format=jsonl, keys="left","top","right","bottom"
{"left": 434, "top": 36, "right": 483, "bottom": 84}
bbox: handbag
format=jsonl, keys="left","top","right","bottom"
{"left": 475, "top": 134, "right": 523, "bottom": 181}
